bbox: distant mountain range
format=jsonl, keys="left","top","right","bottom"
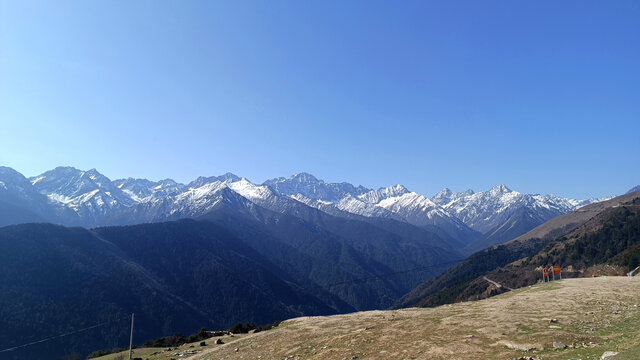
{"left": 0, "top": 166, "right": 611, "bottom": 251}
{"left": 0, "top": 165, "right": 631, "bottom": 359}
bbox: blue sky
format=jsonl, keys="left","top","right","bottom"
{"left": 0, "top": 1, "right": 638, "bottom": 199}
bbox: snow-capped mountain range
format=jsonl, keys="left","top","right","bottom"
{"left": 0, "top": 166, "right": 612, "bottom": 250}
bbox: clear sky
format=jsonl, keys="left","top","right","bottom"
{"left": 0, "top": 1, "right": 638, "bottom": 199}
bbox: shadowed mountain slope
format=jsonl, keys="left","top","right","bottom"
{"left": 198, "top": 194, "right": 462, "bottom": 310}
{"left": 0, "top": 221, "right": 343, "bottom": 360}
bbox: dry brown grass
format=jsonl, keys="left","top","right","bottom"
{"left": 185, "top": 277, "right": 640, "bottom": 360}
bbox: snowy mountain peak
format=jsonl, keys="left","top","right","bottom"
{"left": 358, "top": 184, "right": 409, "bottom": 204}
{"left": 1, "top": 165, "right": 618, "bottom": 248}
{"left": 290, "top": 172, "right": 319, "bottom": 183}
{"left": 228, "top": 178, "right": 274, "bottom": 202}
{"left": 489, "top": 184, "right": 512, "bottom": 195}
{"left": 218, "top": 172, "right": 241, "bottom": 182}
{"left": 389, "top": 184, "right": 409, "bottom": 194}
{"left": 264, "top": 173, "right": 370, "bottom": 203}
{"left": 26, "top": 166, "right": 141, "bottom": 221}
{"left": 113, "top": 177, "right": 185, "bottom": 202}
{"left": 628, "top": 185, "right": 640, "bottom": 194}
{"left": 433, "top": 188, "right": 454, "bottom": 204}
{"left": 187, "top": 173, "right": 240, "bottom": 189}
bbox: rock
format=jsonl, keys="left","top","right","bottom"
{"left": 553, "top": 341, "right": 567, "bottom": 349}
{"left": 601, "top": 351, "right": 619, "bottom": 359}
{"left": 549, "top": 318, "right": 558, "bottom": 323}
{"left": 501, "top": 341, "right": 536, "bottom": 351}
{"left": 215, "top": 339, "right": 224, "bottom": 345}
{"left": 234, "top": 347, "right": 239, "bottom": 352}
{"left": 199, "top": 341, "right": 206, "bottom": 346}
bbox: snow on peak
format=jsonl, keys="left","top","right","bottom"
{"left": 264, "top": 172, "right": 370, "bottom": 203}
{"left": 4, "top": 165, "right": 616, "bottom": 236}
{"left": 377, "top": 192, "right": 437, "bottom": 212}
{"left": 432, "top": 188, "right": 454, "bottom": 204}
{"left": 30, "top": 176, "right": 45, "bottom": 185}
{"left": 290, "top": 172, "right": 319, "bottom": 183}
{"left": 228, "top": 178, "right": 274, "bottom": 202}
{"left": 358, "top": 184, "right": 409, "bottom": 204}
{"left": 489, "top": 184, "right": 512, "bottom": 195}
{"left": 174, "top": 180, "right": 228, "bottom": 203}
{"left": 435, "top": 188, "right": 453, "bottom": 197}
{"left": 187, "top": 173, "right": 240, "bottom": 189}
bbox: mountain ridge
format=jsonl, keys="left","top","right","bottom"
{"left": 0, "top": 165, "right": 614, "bottom": 251}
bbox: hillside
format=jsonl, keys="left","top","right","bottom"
{"left": 460, "top": 197, "right": 640, "bottom": 299}
{"left": 94, "top": 277, "right": 640, "bottom": 360}
{"left": 0, "top": 221, "right": 342, "bottom": 360}
{"left": 199, "top": 195, "right": 460, "bottom": 310}
{"left": 395, "top": 191, "right": 640, "bottom": 308}
{"left": 0, "top": 200, "right": 462, "bottom": 359}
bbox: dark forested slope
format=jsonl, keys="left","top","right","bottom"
{"left": 0, "top": 221, "right": 342, "bottom": 360}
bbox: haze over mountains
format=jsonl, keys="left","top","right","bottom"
{"left": 0, "top": 166, "right": 609, "bottom": 250}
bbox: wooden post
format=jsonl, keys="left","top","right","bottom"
{"left": 129, "top": 313, "right": 135, "bottom": 360}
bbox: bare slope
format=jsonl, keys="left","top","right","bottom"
{"left": 102, "top": 277, "right": 640, "bottom": 360}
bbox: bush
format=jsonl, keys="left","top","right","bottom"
{"left": 142, "top": 333, "right": 185, "bottom": 347}
{"left": 254, "top": 320, "right": 282, "bottom": 333}
{"left": 229, "top": 322, "right": 255, "bottom": 334}
{"left": 87, "top": 348, "right": 126, "bottom": 359}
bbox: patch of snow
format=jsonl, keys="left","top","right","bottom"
{"left": 47, "top": 193, "right": 74, "bottom": 205}
{"left": 228, "top": 178, "right": 273, "bottom": 202}
{"left": 122, "top": 189, "right": 144, "bottom": 203}
{"left": 30, "top": 176, "right": 45, "bottom": 185}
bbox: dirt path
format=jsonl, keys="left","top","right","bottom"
{"left": 483, "top": 275, "right": 512, "bottom": 290}
{"left": 192, "top": 277, "right": 640, "bottom": 360}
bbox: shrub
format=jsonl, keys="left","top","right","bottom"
{"left": 229, "top": 322, "right": 255, "bottom": 334}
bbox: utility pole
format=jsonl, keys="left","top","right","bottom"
{"left": 128, "top": 313, "right": 135, "bottom": 360}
